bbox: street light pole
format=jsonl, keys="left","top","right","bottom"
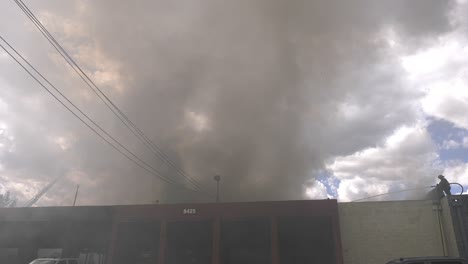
{"left": 73, "top": 184, "right": 80, "bottom": 206}
{"left": 214, "top": 175, "right": 221, "bottom": 202}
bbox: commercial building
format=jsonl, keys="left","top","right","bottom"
{"left": 339, "top": 198, "right": 459, "bottom": 264}
{"left": 0, "top": 196, "right": 466, "bottom": 264}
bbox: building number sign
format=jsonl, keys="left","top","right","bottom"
{"left": 183, "top": 208, "right": 197, "bottom": 214}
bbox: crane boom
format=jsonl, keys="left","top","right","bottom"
{"left": 23, "top": 177, "right": 61, "bottom": 207}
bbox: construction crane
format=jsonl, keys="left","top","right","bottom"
{"left": 23, "top": 176, "right": 62, "bottom": 207}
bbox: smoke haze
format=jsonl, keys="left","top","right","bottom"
{"left": 1, "top": 0, "right": 467, "bottom": 204}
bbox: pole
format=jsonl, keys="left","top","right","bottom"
{"left": 456, "top": 203, "right": 468, "bottom": 257}
{"left": 73, "top": 184, "right": 80, "bottom": 206}
{"left": 214, "top": 175, "right": 221, "bottom": 203}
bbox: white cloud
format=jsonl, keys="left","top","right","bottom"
{"left": 401, "top": 39, "right": 463, "bottom": 77}
{"left": 441, "top": 161, "right": 468, "bottom": 194}
{"left": 442, "top": 139, "right": 461, "bottom": 149}
{"left": 0, "top": 172, "right": 45, "bottom": 204}
{"left": 401, "top": 32, "right": 468, "bottom": 130}
{"left": 463, "top": 137, "right": 468, "bottom": 148}
{"left": 305, "top": 181, "right": 329, "bottom": 199}
{"left": 423, "top": 83, "right": 468, "bottom": 129}
{"left": 336, "top": 178, "right": 391, "bottom": 202}
{"left": 399, "top": 0, "right": 468, "bottom": 130}
{"left": 327, "top": 124, "right": 439, "bottom": 202}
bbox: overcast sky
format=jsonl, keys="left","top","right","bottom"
{"left": 0, "top": 0, "right": 467, "bottom": 206}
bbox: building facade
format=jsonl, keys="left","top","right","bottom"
{"left": 339, "top": 198, "right": 459, "bottom": 264}
{"left": 0, "top": 200, "right": 342, "bottom": 264}
{"left": 0, "top": 196, "right": 465, "bottom": 264}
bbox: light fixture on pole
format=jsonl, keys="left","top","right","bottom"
{"left": 214, "top": 175, "right": 221, "bottom": 202}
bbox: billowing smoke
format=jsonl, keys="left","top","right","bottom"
{"left": 0, "top": 0, "right": 459, "bottom": 204}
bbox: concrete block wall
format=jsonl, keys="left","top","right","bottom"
{"left": 338, "top": 200, "right": 457, "bottom": 264}
{"left": 441, "top": 197, "right": 460, "bottom": 257}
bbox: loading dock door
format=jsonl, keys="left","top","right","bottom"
{"left": 278, "top": 217, "right": 334, "bottom": 264}
{"left": 221, "top": 219, "right": 271, "bottom": 264}
{"left": 114, "top": 222, "right": 160, "bottom": 264}
{"left": 166, "top": 221, "right": 212, "bottom": 264}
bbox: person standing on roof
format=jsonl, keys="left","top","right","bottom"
{"left": 438, "top": 175, "right": 451, "bottom": 197}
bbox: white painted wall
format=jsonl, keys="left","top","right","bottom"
{"left": 441, "top": 197, "right": 459, "bottom": 257}
{"left": 338, "top": 200, "right": 458, "bottom": 264}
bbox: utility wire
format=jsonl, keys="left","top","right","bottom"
{"left": 351, "top": 186, "right": 433, "bottom": 202}
{"left": 0, "top": 36, "right": 175, "bottom": 187}
{"left": 13, "top": 0, "right": 212, "bottom": 195}
{"left": 14, "top": 0, "right": 206, "bottom": 192}
{"left": 0, "top": 37, "right": 207, "bottom": 196}
{"left": 0, "top": 36, "right": 210, "bottom": 197}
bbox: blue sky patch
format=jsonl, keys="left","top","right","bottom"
{"left": 427, "top": 118, "right": 468, "bottom": 162}
{"left": 316, "top": 171, "right": 340, "bottom": 198}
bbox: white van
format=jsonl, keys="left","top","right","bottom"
{"left": 29, "top": 258, "right": 79, "bottom": 264}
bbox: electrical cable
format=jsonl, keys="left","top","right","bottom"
{"left": 0, "top": 36, "right": 211, "bottom": 197}
{"left": 0, "top": 36, "right": 172, "bottom": 187}
{"left": 13, "top": 0, "right": 212, "bottom": 195}
{"left": 13, "top": 0, "right": 208, "bottom": 193}
{"left": 351, "top": 186, "right": 433, "bottom": 202}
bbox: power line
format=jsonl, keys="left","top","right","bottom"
{"left": 351, "top": 186, "right": 433, "bottom": 202}
{"left": 13, "top": 0, "right": 212, "bottom": 195}
{"left": 0, "top": 36, "right": 211, "bottom": 197}
{"left": 0, "top": 36, "right": 207, "bottom": 196}
{"left": 13, "top": 0, "right": 206, "bottom": 192}
{"left": 0, "top": 35, "right": 173, "bottom": 187}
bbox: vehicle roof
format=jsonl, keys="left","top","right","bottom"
{"left": 388, "top": 256, "right": 467, "bottom": 263}
{"left": 33, "top": 258, "right": 79, "bottom": 260}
